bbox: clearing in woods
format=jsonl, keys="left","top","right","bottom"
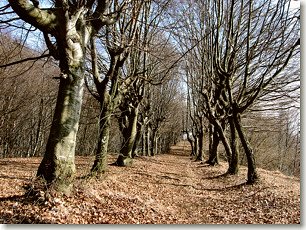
{"left": 0, "top": 141, "right": 300, "bottom": 224}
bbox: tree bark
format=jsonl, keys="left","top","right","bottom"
{"left": 147, "top": 126, "right": 152, "bottom": 156}
{"left": 37, "top": 70, "right": 84, "bottom": 192}
{"left": 186, "top": 131, "right": 195, "bottom": 157}
{"left": 227, "top": 116, "right": 239, "bottom": 174}
{"left": 149, "top": 128, "right": 157, "bottom": 156}
{"left": 213, "top": 119, "right": 232, "bottom": 168}
{"left": 234, "top": 114, "right": 259, "bottom": 184}
{"left": 152, "top": 129, "right": 158, "bottom": 156}
{"left": 116, "top": 106, "right": 139, "bottom": 166}
{"left": 194, "top": 136, "right": 199, "bottom": 160}
{"left": 90, "top": 102, "right": 111, "bottom": 175}
{"left": 206, "top": 125, "right": 219, "bottom": 166}
{"left": 196, "top": 130, "right": 204, "bottom": 161}
{"left": 208, "top": 124, "right": 213, "bottom": 155}
{"left": 132, "top": 121, "right": 143, "bottom": 158}
{"left": 142, "top": 128, "right": 147, "bottom": 156}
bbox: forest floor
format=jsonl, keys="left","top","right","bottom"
{"left": 0, "top": 141, "right": 300, "bottom": 224}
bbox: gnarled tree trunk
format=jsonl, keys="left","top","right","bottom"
{"left": 116, "top": 106, "right": 139, "bottom": 166}
{"left": 8, "top": 0, "right": 124, "bottom": 193}
{"left": 132, "top": 120, "right": 143, "bottom": 158}
{"left": 206, "top": 125, "right": 220, "bottom": 166}
{"left": 227, "top": 116, "right": 239, "bottom": 175}
{"left": 37, "top": 11, "right": 88, "bottom": 191}
{"left": 195, "top": 129, "right": 204, "bottom": 161}
{"left": 234, "top": 114, "right": 259, "bottom": 184}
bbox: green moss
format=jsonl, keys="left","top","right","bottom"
{"left": 116, "top": 155, "right": 133, "bottom": 167}
{"left": 53, "top": 159, "right": 76, "bottom": 194}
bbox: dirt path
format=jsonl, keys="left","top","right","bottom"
{"left": 0, "top": 141, "right": 300, "bottom": 224}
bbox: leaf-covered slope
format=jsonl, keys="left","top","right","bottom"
{"left": 0, "top": 142, "right": 300, "bottom": 224}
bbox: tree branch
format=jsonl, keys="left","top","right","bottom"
{"left": 0, "top": 53, "right": 51, "bottom": 68}
{"left": 8, "top": 0, "right": 58, "bottom": 34}
{"left": 91, "top": 0, "right": 127, "bottom": 32}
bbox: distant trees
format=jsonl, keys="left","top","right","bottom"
{"left": 0, "top": 34, "right": 58, "bottom": 158}
{"left": 87, "top": 0, "right": 183, "bottom": 172}
{"left": 173, "top": 0, "right": 300, "bottom": 183}
{"left": 242, "top": 107, "right": 300, "bottom": 176}
{"left": 141, "top": 75, "right": 183, "bottom": 156}
{"left": 86, "top": 0, "right": 146, "bottom": 173}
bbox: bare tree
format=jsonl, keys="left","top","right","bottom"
{"left": 87, "top": 0, "right": 145, "bottom": 173}
{"left": 172, "top": 0, "right": 299, "bottom": 183}
{"left": 0, "top": 34, "right": 58, "bottom": 159}
{"left": 4, "top": 0, "right": 126, "bottom": 192}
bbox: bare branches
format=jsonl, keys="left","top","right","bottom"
{"left": 0, "top": 53, "right": 50, "bottom": 69}
{"left": 91, "top": 0, "right": 127, "bottom": 32}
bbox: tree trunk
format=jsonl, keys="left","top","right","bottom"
{"left": 194, "top": 136, "right": 199, "bottom": 160}
{"left": 142, "top": 128, "right": 147, "bottom": 156}
{"left": 152, "top": 130, "right": 159, "bottom": 156}
{"left": 150, "top": 128, "right": 157, "bottom": 156}
{"left": 213, "top": 119, "right": 232, "bottom": 167}
{"left": 196, "top": 130, "right": 204, "bottom": 162}
{"left": 90, "top": 103, "right": 111, "bottom": 175}
{"left": 37, "top": 71, "right": 84, "bottom": 192}
{"left": 116, "top": 106, "right": 139, "bottom": 166}
{"left": 208, "top": 124, "right": 213, "bottom": 155}
{"left": 234, "top": 114, "right": 259, "bottom": 184}
{"left": 132, "top": 121, "right": 142, "bottom": 158}
{"left": 206, "top": 125, "right": 219, "bottom": 166}
{"left": 186, "top": 132, "right": 195, "bottom": 157}
{"left": 227, "top": 116, "right": 239, "bottom": 174}
{"left": 147, "top": 127, "right": 151, "bottom": 156}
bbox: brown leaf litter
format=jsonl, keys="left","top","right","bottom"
{"left": 0, "top": 142, "right": 300, "bottom": 224}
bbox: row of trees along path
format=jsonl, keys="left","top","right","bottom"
{"left": 0, "top": 1, "right": 300, "bottom": 217}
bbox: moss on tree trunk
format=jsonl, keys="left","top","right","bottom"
{"left": 132, "top": 121, "right": 142, "bottom": 157}
{"left": 91, "top": 104, "right": 111, "bottom": 175}
{"left": 115, "top": 106, "right": 138, "bottom": 166}
{"left": 37, "top": 69, "right": 84, "bottom": 193}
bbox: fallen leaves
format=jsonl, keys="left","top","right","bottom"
{"left": 0, "top": 143, "right": 300, "bottom": 224}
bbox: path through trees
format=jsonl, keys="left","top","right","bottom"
{"left": 0, "top": 141, "right": 300, "bottom": 224}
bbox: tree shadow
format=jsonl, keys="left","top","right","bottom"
{"left": 202, "top": 172, "right": 230, "bottom": 180}
{"left": 0, "top": 162, "right": 39, "bottom": 167}
{"left": 150, "top": 180, "right": 249, "bottom": 192}
{"left": 0, "top": 174, "right": 32, "bottom": 182}
{"left": 203, "top": 181, "right": 249, "bottom": 191}
{"left": 76, "top": 161, "right": 125, "bottom": 180}
{"left": 0, "top": 194, "right": 25, "bottom": 203}
{"left": 0, "top": 210, "right": 53, "bottom": 224}
{"left": 167, "top": 151, "right": 190, "bottom": 157}
{"left": 133, "top": 172, "right": 181, "bottom": 182}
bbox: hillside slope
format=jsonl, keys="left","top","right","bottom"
{"left": 0, "top": 142, "right": 300, "bottom": 224}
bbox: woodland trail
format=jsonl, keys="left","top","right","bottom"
{"left": 0, "top": 141, "right": 300, "bottom": 224}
